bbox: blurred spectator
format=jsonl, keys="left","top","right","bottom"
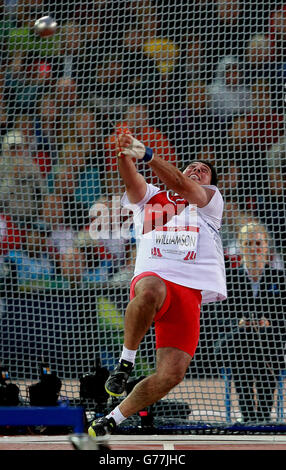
{"left": 0, "top": 2, "right": 14, "bottom": 66}
{"left": 54, "top": 21, "right": 84, "bottom": 78}
{"left": 60, "top": 245, "right": 86, "bottom": 286}
{"left": 211, "top": 0, "right": 246, "bottom": 58}
{"left": 221, "top": 198, "right": 259, "bottom": 263}
{"left": 217, "top": 158, "right": 244, "bottom": 203}
{"left": 59, "top": 240, "right": 123, "bottom": 289}
{"left": 93, "top": 51, "right": 129, "bottom": 113}
{"left": 206, "top": 55, "right": 253, "bottom": 176}
{"left": 140, "top": 26, "right": 184, "bottom": 130}
{"left": 226, "top": 79, "right": 285, "bottom": 192}
{"left": 4, "top": 1, "right": 59, "bottom": 121}
{"left": 269, "top": 3, "right": 286, "bottom": 63}
{"left": 179, "top": 34, "right": 211, "bottom": 83}
{"left": 248, "top": 80, "right": 284, "bottom": 147}
{"left": 207, "top": 55, "right": 253, "bottom": 122}
{"left": 0, "top": 67, "right": 8, "bottom": 135}
{"left": 156, "top": 0, "right": 209, "bottom": 41}
{"left": 143, "top": 36, "right": 180, "bottom": 79}
{"left": 201, "top": 0, "right": 273, "bottom": 71}
{"left": 75, "top": 229, "right": 121, "bottom": 286}
{"left": 0, "top": 213, "right": 25, "bottom": 255}
{"left": 4, "top": 51, "right": 51, "bottom": 123}
{"left": 47, "top": 139, "right": 101, "bottom": 213}
{"left": 127, "top": 0, "right": 158, "bottom": 32}
{"left": 123, "top": 25, "right": 162, "bottom": 82}
{"left": 36, "top": 91, "right": 98, "bottom": 161}
{"left": 0, "top": 130, "right": 48, "bottom": 226}
{"left": 95, "top": 13, "right": 181, "bottom": 131}
{"left": 35, "top": 92, "right": 64, "bottom": 156}
{"left": 269, "top": 4, "right": 286, "bottom": 110}
{"left": 49, "top": 20, "right": 101, "bottom": 101}
{"left": 14, "top": 114, "right": 52, "bottom": 175}
{"left": 75, "top": 193, "right": 136, "bottom": 287}
{"left": 42, "top": 193, "right": 76, "bottom": 256}
{"left": 14, "top": 115, "right": 39, "bottom": 152}
{"left": 93, "top": 30, "right": 161, "bottom": 127}
{"left": 54, "top": 77, "right": 81, "bottom": 118}
{"left": 104, "top": 104, "right": 177, "bottom": 186}
{"left": 216, "top": 222, "right": 286, "bottom": 423}
{"left": 174, "top": 80, "right": 216, "bottom": 159}
{"left": 224, "top": 78, "right": 284, "bottom": 199}
{"left": 71, "top": 104, "right": 103, "bottom": 159}
{"left": 11, "top": 0, "right": 45, "bottom": 28}
{"left": 255, "top": 138, "right": 286, "bottom": 265}
{"left": 228, "top": 81, "right": 285, "bottom": 152}
{"left": 5, "top": 224, "right": 59, "bottom": 290}
{"left": 41, "top": 193, "right": 108, "bottom": 287}
{"left": 245, "top": 33, "right": 274, "bottom": 81}
{"left": 244, "top": 33, "right": 284, "bottom": 111}
{"left": 191, "top": 146, "right": 217, "bottom": 169}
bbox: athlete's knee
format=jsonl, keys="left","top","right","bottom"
{"left": 158, "top": 362, "right": 186, "bottom": 390}
{"left": 156, "top": 348, "right": 191, "bottom": 390}
{"left": 135, "top": 277, "right": 166, "bottom": 310}
{"left": 138, "top": 288, "right": 159, "bottom": 307}
{"left": 159, "top": 366, "right": 186, "bottom": 390}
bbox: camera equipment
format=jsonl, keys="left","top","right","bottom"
{"left": 79, "top": 359, "right": 109, "bottom": 413}
{"left": 0, "top": 366, "right": 20, "bottom": 406}
{"left": 28, "top": 363, "right": 62, "bottom": 406}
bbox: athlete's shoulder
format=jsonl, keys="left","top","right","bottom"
{"left": 198, "top": 186, "right": 223, "bottom": 229}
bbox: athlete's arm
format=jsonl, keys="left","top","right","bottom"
{"left": 117, "top": 133, "right": 214, "bottom": 207}
{"left": 117, "top": 155, "right": 147, "bottom": 204}
{"left": 149, "top": 156, "right": 214, "bottom": 208}
{"left": 116, "top": 135, "right": 147, "bottom": 204}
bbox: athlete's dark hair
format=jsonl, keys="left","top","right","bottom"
{"left": 188, "top": 160, "right": 218, "bottom": 186}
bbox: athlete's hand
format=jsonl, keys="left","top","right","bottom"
{"left": 117, "top": 133, "right": 146, "bottom": 159}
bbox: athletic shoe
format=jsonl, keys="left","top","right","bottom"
{"left": 88, "top": 416, "right": 116, "bottom": 439}
{"left": 105, "top": 359, "right": 133, "bottom": 397}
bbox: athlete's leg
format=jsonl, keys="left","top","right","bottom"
{"left": 123, "top": 275, "right": 167, "bottom": 350}
{"left": 104, "top": 275, "right": 168, "bottom": 397}
{"left": 89, "top": 283, "right": 199, "bottom": 438}
{"left": 118, "top": 347, "right": 192, "bottom": 418}
{"left": 89, "top": 347, "right": 192, "bottom": 438}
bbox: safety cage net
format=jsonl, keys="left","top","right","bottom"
{"left": 0, "top": 0, "right": 285, "bottom": 434}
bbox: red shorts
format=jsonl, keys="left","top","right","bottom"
{"left": 130, "top": 271, "right": 202, "bottom": 357}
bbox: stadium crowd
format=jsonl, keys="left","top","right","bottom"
{"left": 0, "top": 0, "right": 285, "bottom": 284}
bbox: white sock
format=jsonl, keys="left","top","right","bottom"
{"left": 106, "top": 406, "right": 126, "bottom": 425}
{"left": 120, "top": 345, "right": 137, "bottom": 365}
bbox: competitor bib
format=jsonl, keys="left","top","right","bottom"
{"left": 149, "top": 205, "right": 199, "bottom": 262}
{"left": 151, "top": 224, "right": 199, "bottom": 261}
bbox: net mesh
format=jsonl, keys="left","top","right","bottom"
{"left": 0, "top": 0, "right": 285, "bottom": 430}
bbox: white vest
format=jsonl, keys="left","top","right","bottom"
{"left": 122, "top": 184, "right": 227, "bottom": 304}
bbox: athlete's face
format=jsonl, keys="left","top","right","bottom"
{"left": 183, "top": 162, "right": 212, "bottom": 186}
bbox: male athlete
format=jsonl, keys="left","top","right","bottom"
{"left": 88, "top": 133, "right": 227, "bottom": 438}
